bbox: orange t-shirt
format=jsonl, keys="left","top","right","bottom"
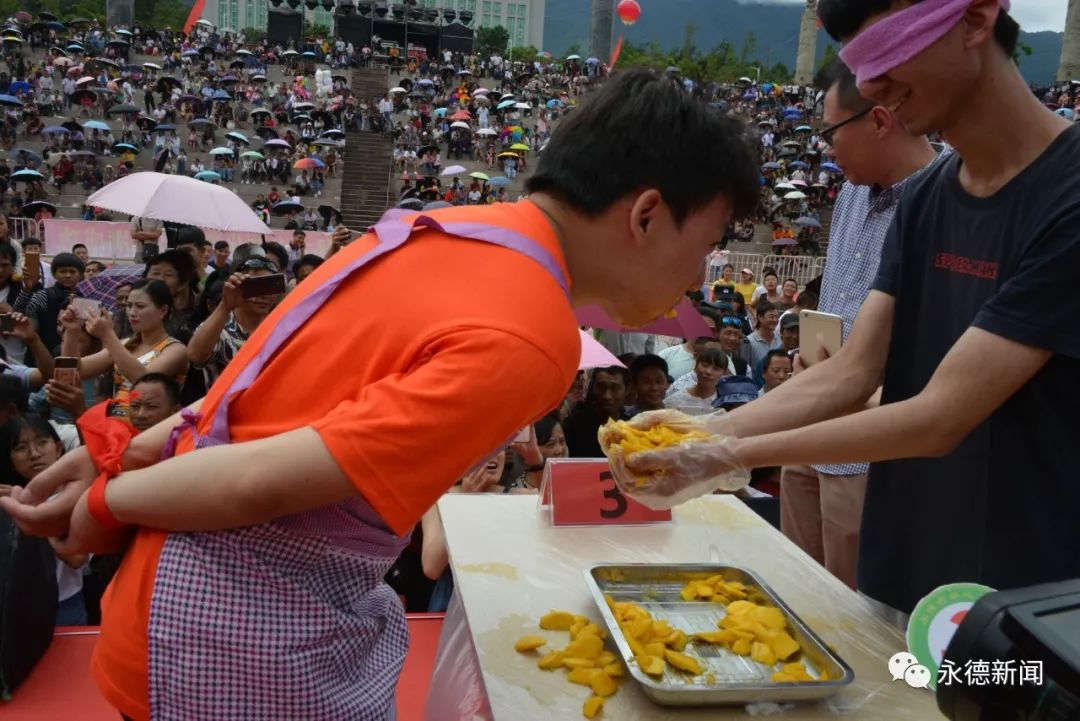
{"left": 91, "top": 201, "right": 581, "bottom": 720}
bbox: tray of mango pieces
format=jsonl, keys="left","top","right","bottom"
{"left": 583, "top": 564, "right": 854, "bottom": 705}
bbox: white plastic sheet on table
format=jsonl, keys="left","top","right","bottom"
{"left": 425, "top": 494, "right": 942, "bottom": 721}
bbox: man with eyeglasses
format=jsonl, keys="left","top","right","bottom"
{"left": 779, "top": 58, "right": 942, "bottom": 590}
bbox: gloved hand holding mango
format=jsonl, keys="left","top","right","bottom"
{"left": 598, "top": 409, "right": 750, "bottom": 510}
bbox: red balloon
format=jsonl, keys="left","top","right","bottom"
{"left": 616, "top": 0, "right": 641, "bottom": 26}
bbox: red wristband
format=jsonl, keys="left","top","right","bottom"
{"left": 87, "top": 472, "right": 125, "bottom": 530}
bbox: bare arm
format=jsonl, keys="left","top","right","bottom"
{"left": 187, "top": 303, "right": 230, "bottom": 366}
{"left": 420, "top": 506, "right": 449, "bottom": 580}
{"left": 735, "top": 327, "right": 1051, "bottom": 469}
{"left": 727, "top": 291, "right": 895, "bottom": 437}
{"left": 102, "top": 335, "right": 187, "bottom": 385}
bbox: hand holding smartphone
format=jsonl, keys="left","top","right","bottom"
{"left": 53, "top": 356, "right": 80, "bottom": 386}
{"left": 240, "top": 273, "right": 287, "bottom": 299}
{"left": 798, "top": 310, "right": 844, "bottom": 367}
{"left": 0, "top": 314, "right": 13, "bottom": 333}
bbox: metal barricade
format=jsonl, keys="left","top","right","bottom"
{"left": 9, "top": 217, "right": 41, "bottom": 243}
{"left": 706, "top": 250, "right": 825, "bottom": 290}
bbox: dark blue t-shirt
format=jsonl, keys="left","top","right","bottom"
{"left": 861, "top": 124, "right": 1080, "bottom": 613}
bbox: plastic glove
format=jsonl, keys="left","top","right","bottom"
{"left": 601, "top": 409, "right": 749, "bottom": 510}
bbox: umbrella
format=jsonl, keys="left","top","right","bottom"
{"left": 78, "top": 265, "right": 149, "bottom": 313}
{"left": 112, "top": 143, "right": 139, "bottom": 153}
{"left": 546, "top": 99, "right": 563, "bottom": 108}
{"left": 789, "top": 160, "right": 809, "bottom": 169}
{"left": 271, "top": 199, "right": 304, "bottom": 215}
{"left": 115, "top": 28, "right": 134, "bottom": 36}
{"left": 793, "top": 216, "right": 821, "bottom": 228}
{"left": 774, "top": 182, "right": 797, "bottom": 191}
{"left": 177, "top": 94, "right": 202, "bottom": 106}
{"left": 500, "top": 94, "right": 516, "bottom": 101}
{"left": 772, "top": 237, "right": 798, "bottom": 247}
{"left": 256, "top": 127, "right": 279, "bottom": 139}
{"left": 281, "top": 50, "right": 298, "bottom": 57}
{"left": 790, "top": 179, "right": 808, "bottom": 187}
{"left": 250, "top": 108, "right": 272, "bottom": 117}
{"left": 317, "top": 204, "right": 340, "bottom": 220}
{"left": 783, "top": 191, "right": 807, "bottom": 200}
{"left": 417, "top": 78, "right": 434, "bottom": 86}
{"left": 514, "top": 102, "right": 531, "bottom": 110}
{"left": 477, "top": 128, "right": 497, "bottom": 137}
{"left": 821, "top": 162, "right": 843, "bottom": 173}
{"left": 211, "top": 90, "right": 232, "bottom": 102}
{"left": 188, "top": 118, "right": 217, "bottom": 128}
{"left": 235, "top": 48, "right": 253, "bottom": 56}
{"left": 38, "top": 11, "right": 58, "bottom": 20}
{"left": 108, "top": 103, "right": 139, "bottom": 114}
{"left": 313, "top": 139, "right": 343, "bottom": 148}
{"left": 498, "top": 152, "right": 519, "bottom": 159}
{"left": 762, "top": 162, "right": 782, "bottom": 170}
{"left": 142, "top": 62, "right": 162, "bottom": 70}
{"left": 52, "top": 57, "right": 74, "bottom": 68}
{"left": 433, "top": 108, "right": 448, "bottom": 117}
{"left": 292, "top": 101, "right": 315, "bottom": 111}
{"left": 576, "top": 298, "right": 711, "bottom": 340}
{"left": 157, "top": 76, "right": 183, "bottom": 91}
{"left": 450, "top": 121, "right": 470, "bottom": 130}
{"left": 9, "top": 81, "right": 31, "bottom": 95}
{"left": 226, "top": 131, "right": 250, "bottom": 145}
{"left": 300, "top": 51, "right": 317, "bottom": 58}
{"left": 87, "top": 172, "right": 271, "bottom": 233}
{"left": 45, "top": 151, "right": 70, "bottom": 166}
{"left": 319, "top": 129, "right": 344, "bottom": 138}
{"left": 441, "top": 165, "right": 466, "bottom": 176}
{"left": 795, "top": 125, "right": 813, "bottom": 132}
{"left": 0, "top": 94, "right": 22, "bottom": 107}
{"left": 21, "top": 200, "right": 56, "bottom": 218}
{"left": 586, "top": 57, "right": 600, "bottom": 64}
{"left": 11, "top": 169, "right": 44, "bottom": 182}
{"left": 469, "top": 172, "right": 490, "bottom": 181}
{"left": 220, "top": 75, "right": 240, "bottom": 84}
{"left": 473, "top": 88, "right": 490, "bottom": 94}
{"left": 210, "top": 147, "right": 234, "bottom": 156}
{"left": 240, "top": 151, "right": 265, "bottom": 160}
{"left": 566, "top": 54, "right": 582, "bottom": 60}
{"left": 75, "top": 76, "right": 96, "bottom": 86}
{"left": 181, "top": 50, "right": 200, "bottom": 58}
{"left": 66, "top": 43, "right": 84, "bottom": 52}
{"left": 390, "top": 86, "right": 406, "bottom": 94}
{"left": 10, "top": 148, "right": 41, "bottom": 163}
{"left": 264, "top": 138, "right": 292, "bottom": 149}
{"left": 42, "top": 126, "right": 70, "bottom": 135}
{"left": 293, "top": 158, "right": 325, "bottom": 170}
{"left": 510, "top": 143, "right": 530, "bottom": 151}
{"left": 473, "top": 95, "right": 491, "bottom": 105}
{"left": 497, "top": 100, "right": 516, "bottom": 110}
{"left": 195, "top": 171, "right": 222, "bottom": 182}
{"left": 61, "top": 120, "right": 82, "bottom": 133}
{"left": 489, "top": 176, "right": 511, "bottom": 187}
{"left": 153, "top": 124, "right": 176, "bottom": 132}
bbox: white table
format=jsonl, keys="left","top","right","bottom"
{"left": 424, "top": 494, "right": 942, "bottom": 721}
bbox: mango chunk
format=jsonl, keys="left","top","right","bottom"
{"left": 563, "top": 657, "right": 596, "bottom": 670}
{"left": 515, "top": 635, "right": 547, "bottom": 653}
{"left": 565, "top": 633, "right": 604, "bottom": 660}
{"left": 539, "top": 611, "right": 576, "bottom": 631}
{"left": 590, "top": 670, "right": 618, "bottom": 697}
{"left": 644, "top": 641, "right": 666, "bottom": 658}
{"left": 583, "top": 695, "right": 604, "bottom": 719}
{"left": 693, "top": 630, "right": 731, "bottom": 645}
{"left": 597, "top": 651, "right": 616, "bottom": 666}
{"left": 567, "top": 668, "right": 595, "bottom": 686}
{"left": 664, "top": 649, "right": 704, "bottom": 675}
{"left": 769, "top": 631, "right": 801, "bottom": 662}
{"left": 603, "top": 662, "right": 625, "bottom": 678}
{"left": 750, "top": 641, "right": 777, "bottom": 667}
{"left": 537, "top": 651, "right": 565, "bottom": 670}
{"left": 732, "top": 638, "right": 752, "bottom": 656}
{"left": 638, "top": 654, "right": 666, "bottom": 676}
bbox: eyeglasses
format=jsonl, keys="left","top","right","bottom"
{"left": 720, "top": 317, "right": 744, "bottom": 329}
{"left": 239, "top": 257, "right": 278, "bottom": 273}
{"left": 819, "top": 107, "right": 873, "bottom": 147}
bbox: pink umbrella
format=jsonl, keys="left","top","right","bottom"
{"left": 578, "top": 330, "right": 625, "bottom": 370}
{"left": 86, "top": 172, "right": 271, "bottom": 234}
{"left": 575, "top": 298, "right": 713, "bottom": 339}
{"left": 450, "top": 110, "right": 471, "bottom": 120}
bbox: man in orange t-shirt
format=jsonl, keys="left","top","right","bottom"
{"left": 3, "top": 71, "right": 760, "bottom": 720}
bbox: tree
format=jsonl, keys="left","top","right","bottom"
{"left": 740, "top": 31, "right": 757, "bottom": 65}
{"left": 563, "top": 43, "right": 581, "bottom": 58}
{"left": 818, "top": 43, "right": 838, "bottom": 73}
{"left": 509, "top": 45, "right": 540, "bottom": 61}
{"left": 475, "top": 25, "right": 510, "bottom": 58}
{"left": 243, "top": 27, "right": 267, "bottom": 44}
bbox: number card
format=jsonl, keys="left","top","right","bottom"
{"left": 539, "top": 459, "right": 671, "bottom": 527}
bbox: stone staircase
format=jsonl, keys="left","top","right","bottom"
{"left": 340, "top": 67, "right": 394, "bottom": 231}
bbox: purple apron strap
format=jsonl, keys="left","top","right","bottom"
{"left": 204, "top": 208, "right": 568, "bottom": 444}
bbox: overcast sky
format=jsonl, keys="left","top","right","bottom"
{"left": 753, "top": 0, "right": 1070, "bottom": 32}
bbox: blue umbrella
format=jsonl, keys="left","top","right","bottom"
{"left": 66, "top": 44, "right": 84, "bottom": 52}
{"left": 794, "top": 216, "right": 821, "bottom": 228}
{"left": 42, "top": 125, "right": 70, "bottom": 135}
{"left": 301, "top": 51, "right": 317, "bottom": 58}
{"left": 82, "top": 119, "right": 110, "bottom": 131}
{"left": 742, "top": 91, "right": 757, "bottom": 100}
{"left": 10, "top": 148, "right": 41, "bottom": 163}
{"left": 211, "top": 90, "right": 232, "bottom": 101}
{"left": 9, "top": 81, "right": 31, "bottom": 95}
{"left": 181, "top": 50, "right": 199, "bottom": 58}
{"left": 46, "top": 21, "right": 65, "bottom": 31}
{"left": 433, "top": 107, "right": 447, "bottom": 117}
{"left": 271, "top": 199, "right": 304, "bottom": 215}
{"left": 488, "top": 176, "right": 512, "bottom": 187}
{"left": 795, "top": 125, "right": 812, "bottom": 132}
{"left": 821, "top": 162, "right": 843, "bottom": 173}
{"left": 11, "top": 169, "right": 44, "bottom": 181}
{"left": 113, "top": 143, "right": 139, "bottom": 152}
{"left": 221, "top": 75, "right": 239, "bottom": 84}
{"left": 1055, "top": 107, "right": 1075, "bottom": 120}
{"left": 195, "top": 171, "right": 221, "bottom": 182}
{"left": 585, "top": 57, "right": 600, "bottom": 64}
{"left": 0, "top": 94, "right": 21, "bottom": 107}
{"left": 789, "top": 160, "right": 809, "bottom": 169}
{"left": 545, "top": 99, "right": 563, "bottom": 108}
{"left": 154, "top": 123, "right": 176, "bottom": 132}
{"left": 497, "top": 100, "right": 516, "bottom": 110}
{"left": 762, "top": 161, "right": 782, "bottom": 170}
{"left": 761, "top": 83, "right": 774, "bottom": 93}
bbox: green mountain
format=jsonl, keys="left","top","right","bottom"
{"left": 543, "top": 0, "right": 1063, "bottom": 85}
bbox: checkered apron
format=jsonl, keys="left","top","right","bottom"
{"left": 145, "top": 208, "right": 569, "bottom": 721}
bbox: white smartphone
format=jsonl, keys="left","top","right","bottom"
{"left": 71, "top": 297, "right": 102, "bottom": 320}
{"left": 799, "top": 310, "right": 844, "bottom": 366}
{"left": 513, "top": 425, "right": 533, "bottom": 443}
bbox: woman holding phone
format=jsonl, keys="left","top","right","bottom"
{"left": 59, "top": 279, "right": 187, "bottom": 418}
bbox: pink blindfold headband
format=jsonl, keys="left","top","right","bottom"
{"left": 839, "top": 0, "right": 1011, "bottom": 87}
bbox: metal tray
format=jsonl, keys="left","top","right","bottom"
{"left": 583, "top": 564, "right": 854, "bottom": 706}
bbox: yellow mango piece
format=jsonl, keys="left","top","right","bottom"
{"left": 569, "top": 621, "right": 586, "bottom": 639}
{"left": 663, "top": 649, "right": 704, "bottom": 675}
{"left": 730, "top": 629, "right": 756, "bottom": 641}
{"left": 589, "top": 670, "right": 618, "bottom": 697}
{"left": 539, "top": 611, "right": 575, "bottom": 631}
{"left": 704, "top": 673, "right": 716, "bottom": 685}
{"left": 695, "top": 584, "right": 715, "bottom": 599}
{"left": 565, "top": 633, "right": 604, "bottom": 660}
{"left": 514, "top": 636, "right": 547, "bottom": 653}
{"left": 651, "top": 620, "right": 673, "bottom": 637}
{"left": 604, "top": 662, "right": 625, "bottom": 678}
{"left": 732, "top": 638, "right": 752, "bottom": 656}
{"left": 725, "top": 586, "right": 748, "bottom": 600}
{"left": 537, "top": 651, "right": 565, "bottom": 670}
{"left": 644, "top": 642, "right": 666, "bottom": 658}
{"left": 771, "top": 672, "right": 797, "bottom": 683}
{"left": 679, "top": 584, "right": 698, "bottom": 601}
{"left": 597, "top": 651, "right": 616, "bottom": 666}
{"left": 627, "top": 617, "right": 651, "bottom": 640}
{"left": 693, "top": 630, "right": 731, "bottom": 645}
{"left": 750, "top": 642, "right": 777, "bottom": 667}
{"left": 627, "top": 637, "right": 646, "bottom": 658}
{"left": 606, "top": 421, "right": 708, "bottom": 455}
{"left": 604, "top": 595, "right": 617, "bottom": 612}
{"left": 583, "top": 695, "right": 604, "bottom": 719}
{"left": 769, "top": 631, "right": 801, "bottom": 662}
{"left": 781, "top": 662, "right": 807, "bottom": 675}
{"left": 660, "top": 630, "right": 686, "bottom": 651}
{"left": 704, "top": 574, "right": 725, "bottom": 586}
{"left": 574, "top": 615, "right": 591, "bottom": 626}
{"left": 751, "top": 606, "right": 787, "bottom": 630}
{"left": 718, "top": 614, "right": 741, "bottom": 629}
{"left": 579, "top": 624, "right": 607, "bottom": 640}
{"left": 638, "top": 654, "right": 666, "bottom": 676}
{"left": 726, "top": 600, "right": 756, "bottom": 617}
{"left": 563, "top": 657, "right": 596, "bottom": 670}
{"left": 819, "top": 669, "right": 830, "bottom": 682}
{"left": 567, "top": 668, "right": 595, "bottom": 686}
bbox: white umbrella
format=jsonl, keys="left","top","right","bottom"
{"left": 783, "top": 191, "right": 807, "bottom": 200}
{"left": 441, "top": 165, "right": 466, "bottom": 176}
{"left": 774, "top": 182, "right": 797, "bottom": 191}
{"left": 473, "top": 95, "right": 490, "bottom": 104}
{"left": 477, "top": 128, "right": 497, "bottom": 136}
{"left": 514, "top": 102, "right": 531, "bottom": 110}
{"left": 473, "top": 88, "right": 490, "bottom": 94}
{"left": 142, "top": 62, "right": 162, "bottom": 70}
{"left": 566, "top": 54, "right": 581, "bottom": 60}
{"left": 450, "top": 121, "right": 470, "bottom": 129}
{"left": 738, "top": 76, "right": 753, "bottom": 83}
{"left": 196, "top": 19, "right": 213, "bottom": 27}
{"left": 390, "top": 86, "right": 406, "bottom": 93}
{"left": 86, "top": 172, "right": 271, "bottom": 234}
